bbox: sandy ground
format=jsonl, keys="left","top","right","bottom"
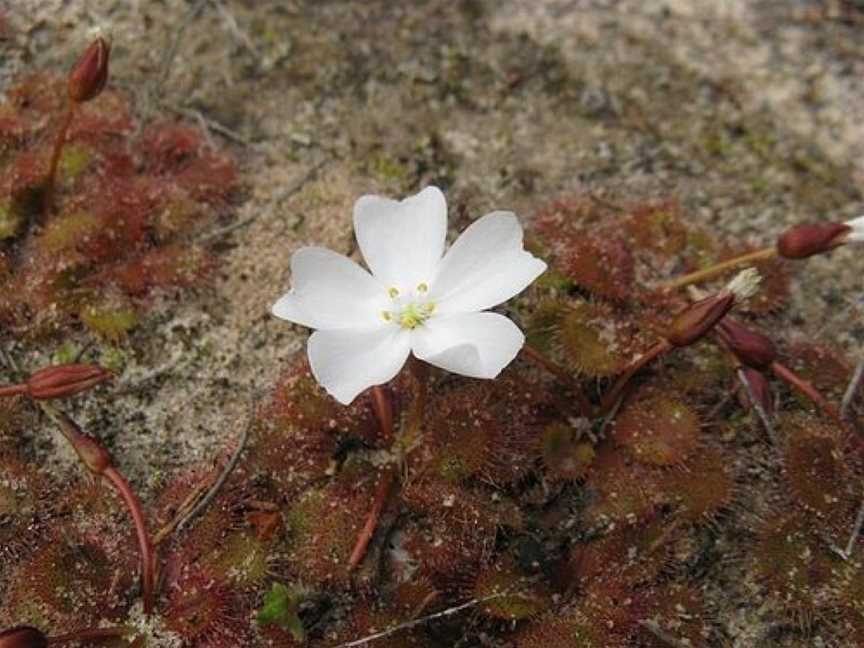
{"left": 2, "top": 1, "right": 864, "bottom": 645}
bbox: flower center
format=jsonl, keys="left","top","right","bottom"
{"left": 381, "top": 284, "right": 435, "bottom": 329}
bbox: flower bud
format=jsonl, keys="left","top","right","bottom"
{"left": 55, "top": 414, "right": 113, "bottom": 475}
{"left": 739, "top": 367, "right": 773, "bottom": 417}
{"left": 776, "top": 222, "right": 849, "bottom": 259}
{"left": 68, "top": 37, "right": 110, "bottom": 103}
{"left": 717, "top": 319, "right": 776, "bottom": 370}
{"left": 26, "top": 363, "right": 112, "bottom": 400}
{"left": 0, "top": 627, "right": 48, "bottom": 648}
{"left": 666, "top": 292, "right": 734, "bottom": 347}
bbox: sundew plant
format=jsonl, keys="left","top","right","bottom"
{"left": 2, "top": 24, "right": 864, "bottom": 648}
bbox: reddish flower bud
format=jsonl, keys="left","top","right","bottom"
{"left": 739, "top": 367, "right": 773, "bottom": 417}
{"left": 55, "top": 414, "right": 113, "bottom": 475}
{"left": 26, "top": 363, "right": 112, "bottom": 400}
{"left": 666, "top": 292, "right": 734, "bottom": 347}
{"left": 0, "top": 627, "right": 48, "bottom": 648}
{"left": 68, "top": 37, "right": 110, "bottom": 103}
{"left": 776, "top": 222, "right": 849, "bottom": 259}
{"left": 717, "top": 319, "right": 776, "bottom": 370}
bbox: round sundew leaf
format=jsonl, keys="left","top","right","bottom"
{"left": 612, "top": 394, "right": 700, "bottom": 466}
{"left": 657, "top": 446, "right": 736, "bottom": 522}
{"left": 558, "top": 302, "right": 630, "bottom": 377}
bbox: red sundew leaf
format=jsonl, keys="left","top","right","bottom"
{"left": 6, "top": 73, "right": 65, "bottom": 115}
{"left": 175, "top": 153, "right": 237, "bottom": 203}
{"left": 5, "top": 149, "right": 47, "bottom": 195}
{"left": 100, "top": 244, "right": 212, "bottom": 296}
{"left": 139, "top": 123, "right": 204, "bottom": 173}
{"left": 67, "top": 92, "right": 134, "bottom": 143}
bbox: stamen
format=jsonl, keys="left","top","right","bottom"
{"left": 396, "top": 301, "right": 436, "bottom": 329}
{"left": 381, "top": 311, "right": 392, "bottom": 322}
{"left": 388, "top": 287, "right": 399, "bottom": 299}
{"left": 417, "top": 282, "right": 428, "bottom": 293}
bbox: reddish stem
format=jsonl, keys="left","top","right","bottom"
{"left": 770, "top": 360, "right": 844, "bottom": 428}
{"left": 0, "top": 383, "right": 27, "bottom": 397}
{"left": 520, "top": 344, "right": 594, "bottom": 418}
{"left": 44, "top": 103, "right": 76, "bottom": 214}
{"left": 348, "top": 361, "right": 427, "bottom": 572}
{"left": 347, "top": 467, "right": 396, "bottom": 572}
{"left": 600, "top": 340, "right": 672, "bottom": 414}
{"left": 103, "top": 466, "right": 156, "bottom": 614}
{"left": 47, "top": 627, "right": 129, "bottom": 645}
{"left": 370, "top": 386, "right": 393, "bottom": 441}
{"left": 405, "top": 358, "right": 428, "bottom": 440}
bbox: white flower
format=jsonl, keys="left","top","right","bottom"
{"left": 844, "top": 215, "right": 864, "bottom": 243}
{"left": 272, "top": 186, "right": 547, "bottom": 404}
{"left": 724, "top": 267, "right": 761, "bottom": 301}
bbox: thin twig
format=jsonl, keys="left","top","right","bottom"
{"left": 331, "top": 592, "right": 516, "bottom": 648}
{"left": 842, "top": 498, "right": 864, "bottom": 558}
{"left": 196, "top": 158, "right": 330, "bottom": 243}
{"left": 831, "top": 497, "right": 864, "bottom": 561}
{"left": 212, "top": 0, "right": 259, "bottom": 58}
{"left": 165, "top": 103, "right": 253, "bottom": 146}
{"left": 173, "top": 398, "right": 253, "bottom": 536}
{"left": 0, "top": 345, "right": 22, "bottom": 376}
{"left": 738, "top": 368, "right": 777, "bottom": 444}
{"left": 152, "top": 477, "right": 211, "bottom": 546}
{"left": 841, "top": 358, "right": 864, "bottom": 420}
{"left": 154, "top": 0, "right": 210, "bottom": 98}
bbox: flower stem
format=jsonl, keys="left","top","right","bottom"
{"left": 599, "top": 340, "right": 672, "bottom": 414}
{"left": 370, "top": 386, "right": 394, "bottom": 441}
{"left": 520, "top": 344, "right": 593, "bottom": 418}
{"left": 44, "top": 103, "right": 76, "bottom": 215}
{"left": 103, "top": 466, "right": 156, "bottom": 615}
{"left": 348, "top": 362, "right": 426, "bottom": 572}
{"left": 770, "top": 360, "right": 844, "bottom": 428}
{"left": 661, "top": 247, "right": 777, "bottom": 291}
{"left": 47, "top": 626, "right": 130, "bottom": 645}
{"left": 0, "top": 383, "right": 27, "bottom": 397}
{"left": 403, "top": 358, "right": 428, "bottom": 446}
{"left": 347, "top": 466, "right": 396, "bottom": 572}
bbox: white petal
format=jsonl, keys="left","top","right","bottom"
{"left": 411, "top": 312, "right": 524, "bottom": 379}
{"left": 431, "top": 211, "right": 546, "bottom": 314}
{"left": 353, "top": 186, "right": 447, "bottom": 289}
{"left": 844, "top": 215, "right": 864, "bottom": 242}
{"left": 271, "top": 247, "right": 387, "bottom": 330}
{"left": 308, "top": 326, "right": 411, "bottom": 404}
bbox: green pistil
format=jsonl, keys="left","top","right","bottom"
{"left": 397, "top": 302, "right": 435, "bottom": 329}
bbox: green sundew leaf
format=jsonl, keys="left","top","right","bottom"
{"left": 257, "top": 582, "right": 306, "bottom": 642}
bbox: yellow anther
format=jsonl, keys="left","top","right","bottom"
{"left": 381, "top": 311, "right": 392, "bottom": 321}
{"left": 417, "top": 282, "right": 428, "bottom": 293}
{"left": 388, "top": 287, "right": 399, "bottom": 299}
